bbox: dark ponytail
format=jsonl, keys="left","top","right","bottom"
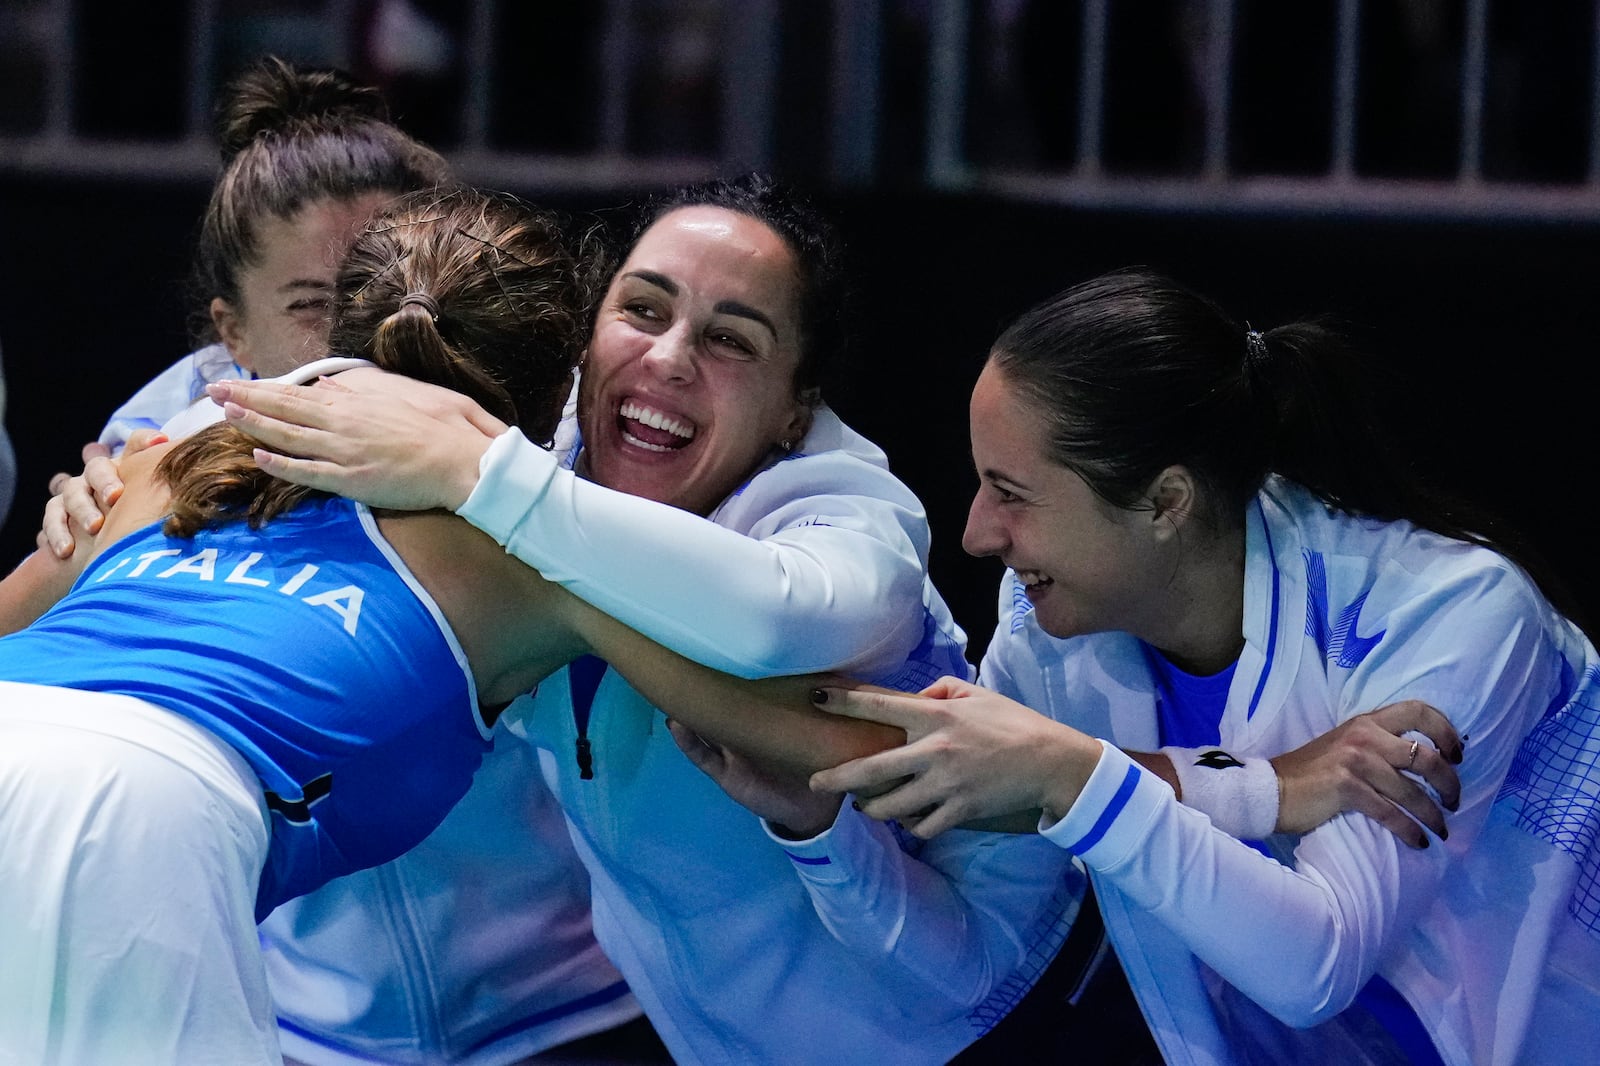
{"left": 991, "top": 267, "right": 1586, "bottom": 627}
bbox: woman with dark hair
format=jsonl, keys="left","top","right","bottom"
{"left": 810, "top": 268, "right": 1600, "bottom": 1065}
{"left": 93, "top": 55, "right": 450, "bottom": 454}
{"left": 0, "top": 185, "right": 901, "bottom": 1065}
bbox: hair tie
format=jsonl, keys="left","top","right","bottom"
{"left": 399, "top": 292, "right": 440, "bottom": 321}
{"left": 1244, "top": 326, "right": 1268, "bottom": 366}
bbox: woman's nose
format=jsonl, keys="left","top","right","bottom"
{"left": 962, "top": 493, "right": 1004, "bottom": 558}
{"left": 641, "top": 324, "right": 697, "bottom": 383}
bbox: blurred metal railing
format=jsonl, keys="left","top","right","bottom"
{"left": 3, "top": 0, "right": 1600, "bottom": 221}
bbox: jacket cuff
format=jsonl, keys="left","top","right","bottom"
{"left": 1040, "top": 740, "right": 1169, "bottom": 869}
{"left": 763, "top": 800, "right": 889, "bottom": 887}
{"left": 455, "top": 427, "right": 555, "bottom": 546}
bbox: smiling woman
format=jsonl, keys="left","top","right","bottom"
{"left": 90, "top": 55, "right": 450, "bottom": 456}
{"left": 578, "top": 205, "right": 814, "bottom": 516}
{"left": 810, "top": 267, "right": 1600, "bottom": 1066}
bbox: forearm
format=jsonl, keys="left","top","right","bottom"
{"left": 773, "top": 804, "right": 1084, "bottom": 1017}
{"left": 0, "top": 549, "right": 84, "bottom": 634}
{"left": 573, "top": 601, "right": 904, "bottom": 774}
{"left": 1044, "top": 742, "right": 1415, "bottom": 1026}
{"left": 459, "top": 429, "right": 928, "bottom": 677}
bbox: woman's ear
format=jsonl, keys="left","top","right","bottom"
{"left": 780, "top": 391, "right": 818, "bottom": 449}
{"left": 211, "top": 298, "right": 251, "bottom": 370}
{"left": 1145, "top": 465, "right": 1199, "bottom": 541}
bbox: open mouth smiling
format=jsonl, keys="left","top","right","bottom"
{"left": 1015, "top": 568, "right": 1054, "bottom": 596}
{"left": 619, "top": 399, "right": 696, "bottom": 453}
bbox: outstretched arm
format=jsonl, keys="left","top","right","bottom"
{"left": 566, "top": 598, "right": 907, "bottom": 777}
{"left": 392, "top": 501, "right": 909, "bottom": 778}
{"left": 210, "top": 378, "right": 935, "bottom": 680}
{"left": 806, "top": 590, "right": 1553, "bottom": 1026}
{"left": 812, "top": 681, "right": 1461, "bottom": 847}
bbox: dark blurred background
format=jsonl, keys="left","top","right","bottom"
{"left": 2, "top": 0, "right": 1596, "bottom": 655}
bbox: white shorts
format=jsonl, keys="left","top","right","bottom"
{"left": 0, "top": 682, "right": 279, "bottom": 1066}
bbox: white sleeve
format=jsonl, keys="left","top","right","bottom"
{"left": 764, "top": 804, "right": 1082, "bottom": 1020}
{"left": 1042, "top": 567, "right": 1568, "bottom": 1028}
{"left": 456, "top": 428, "right": 931, "bottom": 679}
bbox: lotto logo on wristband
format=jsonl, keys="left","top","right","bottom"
{"left": 1195, "top": 750, "right": 1245, "bottom": 771}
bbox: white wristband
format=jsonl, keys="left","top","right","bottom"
{"left": 1160, "top": 746, "right": 1280, "bottom": 840}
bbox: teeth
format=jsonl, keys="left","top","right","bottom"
{"left": 1015, "top": 570, "right": 1051, "bottom": 588}
{"left": 620, "top": 400, "right": 694, "bottom": 440}
{"left": 621, "top": 430, "right": 673, "bottom": 453}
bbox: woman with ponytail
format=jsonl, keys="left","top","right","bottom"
{"left": 43, "top": 56, "right": 660, "bottom": 1066}
{"left": 809, "top": 268, "right": 1600, "bottom": 1065}
{"left": 90, "top": 54, "right": 449, "bottom": 455}
{"left": 0, "top": 186, "right": 896, "bottom": 1065}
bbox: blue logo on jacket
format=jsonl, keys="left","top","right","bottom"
{"left": 1304, "top": 551, "right": 1386, "bottom": 668}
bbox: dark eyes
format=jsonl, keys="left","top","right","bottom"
{"left": 287, "top": 298, "right": 330, "bottom": 314}
{"left": 708, "top": 330, "right": 752, "bottom": 355}
{"left": 620, "top": 305, "right": 756, "bottom": 357}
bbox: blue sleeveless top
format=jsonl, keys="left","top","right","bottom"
{"left": 0, "top": 497, "right": 488, "bottom": 918}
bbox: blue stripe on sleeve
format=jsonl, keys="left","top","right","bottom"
{"left": 1062, "top": 763, "right": 1142, "bottom": 855}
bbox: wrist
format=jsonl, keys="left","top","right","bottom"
{"left": 764, "top": 796, "right": 844, "bottom": 841}
{"left": 441, "top": 428, "right": 498, "bottom": 511}
{"left": 1160, "top": 745, "right": 1279, "bottom": 839}
{"left": 766, "top": 818, "right": 830, "bottom": 842}
{"left": 1038, "top": 724, "right": 1102, "bottom": 825}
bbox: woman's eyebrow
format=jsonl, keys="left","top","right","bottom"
{"left": 713, "top": 299, "right": 777, "bottom": 338}
{"left": 279, "top": 278, "right": 334, "bottom": 294}
{"left": 622, "top": 269, "right": 778, "bottom": 338}
{"left": 621, "top": 269, "right": 676, "bottom": 294}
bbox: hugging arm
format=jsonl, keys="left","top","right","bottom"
{"left": 459, "top": 427, "right": 931, "bottom": 678}
{"left": 812, "top": 580, "right": 1550, "bottom": 1024}
{"left": 217, "top": 380, "right": 932, "bottom": 679}
{"left": 815, "top": 682, "right": 1460, "bottom": 847}
{"left": 566, "top": 599, "right": 906, "bottom": 776}
{"left": 0, "top": 544, "right": 88, "bottom": 635}
{"left": 209, "top": 376, "right": 504, "bottom": 512}
{"left": 40, "top": 429, "right": 169, "bottom": 559}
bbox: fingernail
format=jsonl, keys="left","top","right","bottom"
{"left": 810, "top": 688, "right": 828, "bottom": 705}
{"left": 205, "top": 382, "right": 229, "bottom": 399}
